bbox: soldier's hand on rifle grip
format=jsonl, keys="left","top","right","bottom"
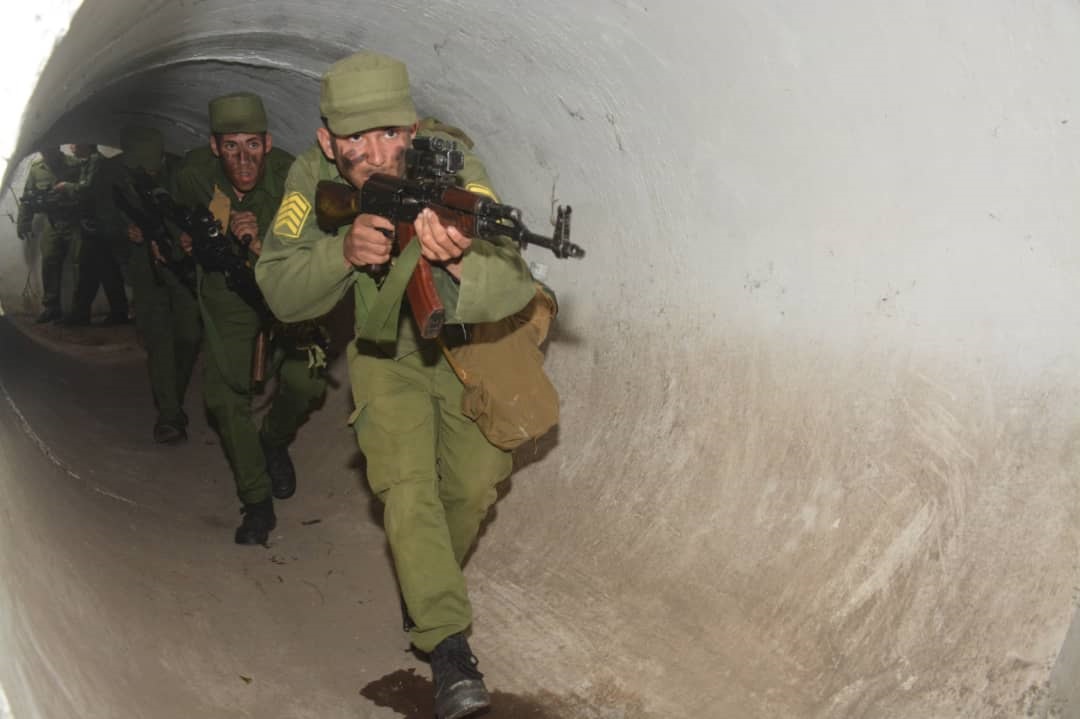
{"left": 414, "top": 207, "right": 470, "bottom": 280}
{"left": 343, "top": 213, "right": 394, "bottom": 270}
{"left": 229, "top": 211, "right": 259, "bottom": 250}
{"left": 127, "top": 224, "right": 144, "bottom": 244}
{"left": 179, "top": 232, "right": 194, "bottom": 255}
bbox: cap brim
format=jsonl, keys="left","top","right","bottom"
{"left": 325, "top": 106, "right": 417, "bottom": 137}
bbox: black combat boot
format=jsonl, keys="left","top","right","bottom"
{"left": 234, "top": 498, "right": 276, "bottom": 545}
{"left": 430, "top": 633, "right": 490, "bottom": 719}
{"left": 260, "top": 435, "right": 296, "bottom": 500}
{"left": 152, "top": 418, "right": 187, "bottom": 444}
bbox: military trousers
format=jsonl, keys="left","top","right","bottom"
{"left": 127, "top": 250, "right": 201, "bottom": 426}
{"left": 200, "top": 273, "right": 327, "bottom": 504}
{"left": 71, "top": 228, "right": 129, "bottom": 320}
{"left": 39, "top": 220, "right": 76, "bottom": 313}
{"left": 348, "top": 342, "right": 512, "bottom": 653}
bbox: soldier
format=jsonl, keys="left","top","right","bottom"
{"left": 172, "top": 92, "right": 327, "bottom": 544}
{"left": 256, "top": 52, "right": 537, "bottom": 719}
{"left": 55, "top": 143, "right": 130, "bottom": 325}
{"left": 115, "top": 127, "right": 202, "bottom": 444}
{"left": 16, "top": 146, "right": 81, "bottom": 324}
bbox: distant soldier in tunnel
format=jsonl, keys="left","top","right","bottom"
{"left": 16, "top": 146, "right": 82, "bottom": 323}
{"left": 256, "top": 52, "right": 539, "bottom": 719}
{"left": 113, "top": 127, "right": 203, "bottom": 444}
{"left": 54, "top": 143, "right": 131, "bottom": 325}
{"left": 172, "top": 92, "right": 327, "bottom": 545}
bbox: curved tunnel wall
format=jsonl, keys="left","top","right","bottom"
{"left": 2, "top": 1, "right": 1080, "bottom": 716}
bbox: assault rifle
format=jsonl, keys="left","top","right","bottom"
{"left": 132, "top": 180, "right": 328, "bottom": 382}
{"left": 113, "top": 171, "right": 196, "bottom": 293}
{"left": 131, "top": 180, "right": 276, "bottom": 380}
{"left": 20, "top": 186, "right": 81, "bottom": 220}
{"left": 128, "top": 176, "right": 267, "bottom": 315}
{"left": 315, "top": 135, "right": 583, "bottom": 339}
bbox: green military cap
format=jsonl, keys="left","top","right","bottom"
{"left": 121, "top": 126, "right": 164, "bottom": 172}
{"left": 319, "top": 51, "right": 418, "bottom": 136}
{"left": 208, "top": 92, "right": 268, "bottom": 134}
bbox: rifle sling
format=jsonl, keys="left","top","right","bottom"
{"left": 356, "top": 238, "right": 423, "bottom": 345}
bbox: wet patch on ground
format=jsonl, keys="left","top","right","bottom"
{"left": 360, "top": 668, "right": 649, "bottom": 718}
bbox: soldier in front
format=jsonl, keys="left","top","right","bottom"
{"left": 256, "top": 52, "right": 536, "bottom": 719}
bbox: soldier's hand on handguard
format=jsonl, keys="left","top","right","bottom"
{"left": 229, "top": 211, "right": 259, "bottom": 249}
{"left": 127, "top": 224, "right": 144, "bottom": 244}
{"left": 414, "top": 207, "right": 470, "bottom": 280}
{"left": 343, "top": 213, "right": 393, "bottom": 270}
{"left": 179, "top": 232, "right": 193, "bottom": 255}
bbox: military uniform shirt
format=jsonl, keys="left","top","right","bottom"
{"left": 256, "top": 127, "right": 535, "bottom": 359}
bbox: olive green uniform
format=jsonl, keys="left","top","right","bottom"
{"left": 17, "top": 155, "right": 81, "bottom": 315}
{"left": 174, "top": 146, "right": 327, "bottom": 504}
{"left": 66, "top": 150, "right": 130, "bottom": 321}
{"left": 256, "top": 129, "right": 535, "bottom": 652}
{"left": 113, "top": 152, "right": 202, "bottom": 429}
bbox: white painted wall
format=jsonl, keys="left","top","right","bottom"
{"left": 2, "top": 0, "right": 1080, "bottom": 715}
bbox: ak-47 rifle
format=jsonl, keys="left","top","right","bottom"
{"left": 126, "top": 174, "right": 267, "bottom": 314}
{"left": 132, "top": 180, "right": 276, "bottom": 380}
{"left": 133, "top": 181, "right": 327, "bottom": 383}
{"left": 113, "top": 170, "right": 197, "bottom": 293}
{"left": 314, "top": 136, "right": 584, "bottom": 339}
{"left": 20, "top": 186, "right": 81, "bottom": 221}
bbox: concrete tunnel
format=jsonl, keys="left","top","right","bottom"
{"left": 1, "top": 0, "right": 1080, "bottom": 717}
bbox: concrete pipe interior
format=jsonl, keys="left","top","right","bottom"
{"left": 1, "top": 1, "right": 1080, "bottom": 717}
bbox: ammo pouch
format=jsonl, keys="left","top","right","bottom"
{"left": 442, "top": 284, "right": 560, "bottom": 450}
{"left": 271, "top": 318, "right": 331, "bottom": 369}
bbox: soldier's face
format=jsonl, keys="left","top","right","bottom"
{"left": 210, "top": 132, "right": 272, "bottom": 193}
{"left": 316, "top": 124, "right": 416, "bottom": 189}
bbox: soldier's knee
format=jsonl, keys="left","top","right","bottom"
{"left": 458, "top": 482, "right": 499, "bottom": 517}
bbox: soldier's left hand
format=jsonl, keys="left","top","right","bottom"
{"left": 414, "top": 207, "right": 470, "bottom": 279}
{"left": 229, "top": 211, "right": 259, "bottom": 246}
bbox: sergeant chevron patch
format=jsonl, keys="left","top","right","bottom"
{"left": 273, "top": 192, "right": 312, "bottom": 239}
{"left": 464, "top": 182, "right": 499, "bottom": 202}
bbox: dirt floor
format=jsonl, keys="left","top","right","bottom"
{"left": 0, "top": 310, "right": 604, "bottom": 719}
